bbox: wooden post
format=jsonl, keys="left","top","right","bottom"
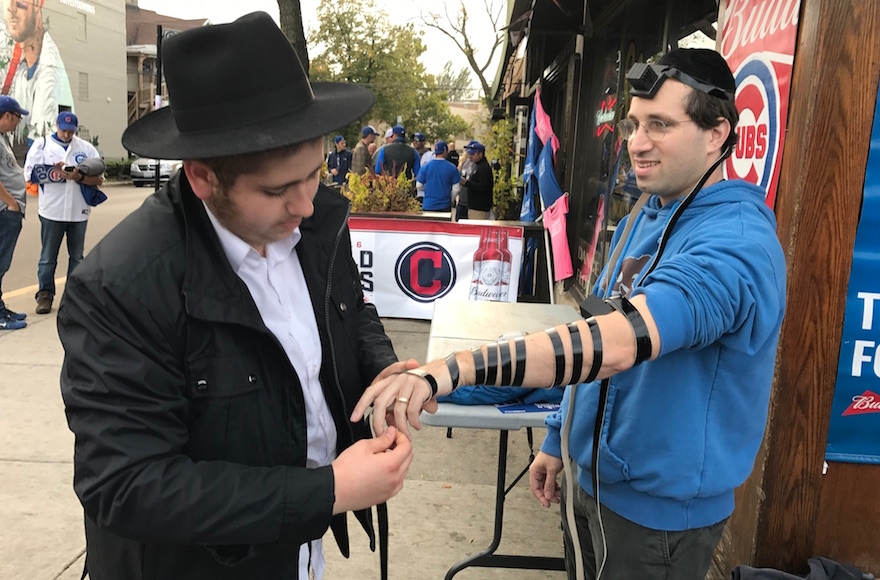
{"left": 752, "top": 0, "right": 880, "bottom": 572}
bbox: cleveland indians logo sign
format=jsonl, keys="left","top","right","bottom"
{"left": 724, "top": 56, "right": 780, "bottom": 192}
{"left": 394, "top": 242, "right": 457, "bottom": 303}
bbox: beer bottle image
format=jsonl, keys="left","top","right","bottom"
{"left": 477, "top": 229, "right": 505, "bottom": 301}
{"left": 469, "top": 228, "right": 488, "bottom": 300}
{"left": 499, "top": 229, "right": 512, "bottom": 301}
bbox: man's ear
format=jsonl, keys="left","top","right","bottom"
{"left": 184, "top": 160, "right": 218, "bottom": 201}
{"left": 708, "top": 118, "right": 732, "bottom": 154}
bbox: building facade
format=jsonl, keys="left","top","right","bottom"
{"left": 2, "top": 0, "right": 127, "bottom": 159}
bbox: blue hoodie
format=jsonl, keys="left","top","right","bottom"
{"left": 541, "top": 180, "right": 786, "bottom": 531}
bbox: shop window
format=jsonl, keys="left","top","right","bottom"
{"left": 79, "top": 72, "right": 89, "bottom": 100}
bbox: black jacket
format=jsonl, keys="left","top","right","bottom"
{"left": 466, "top": 157, "right": 494, "bottom": 211}
{"left": 58, "top": 173, "right": 398, "bottom": 579}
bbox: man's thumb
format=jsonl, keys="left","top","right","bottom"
{"left": 369, "top": 426, "right": 397, "bottom": 452}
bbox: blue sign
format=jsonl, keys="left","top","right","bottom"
{"left": 826, "top": 86, "right": 880, "bottom": 464}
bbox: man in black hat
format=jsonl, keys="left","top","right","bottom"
{"left": 352, "top": 48, "right": 786, "bottom": 580}
{"left": 58, "top": 12, "right": 414, "bottom": 580}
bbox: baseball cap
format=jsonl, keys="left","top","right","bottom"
{"left": 392, "top": 125, "right": 405, "bottom": 137}
{"left": 465, "top": 141, "right": 485, "bottom": 153}
{"left": 412, "top": 132, "right": 426, "bottom": 142}
{"left": 361, "top": 125, "right": 378, "bottom": 137}
{"left": 56, "top": 112, "right": 78, "bottom": 131}
{"left": 0, "top": 96, "right": 28, "bottom": 117}
{"left": 433, "top": 140, "right": 448, "bottom": 154}
{"left": 384, "top": 128, "right": 394, "bottom": 138}
{"left": 334, "top": 135, "right": 345, "bottom": 144}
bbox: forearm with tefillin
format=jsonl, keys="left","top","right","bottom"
{"left": 437, "top": 295, "right": 652, "bottom": 392}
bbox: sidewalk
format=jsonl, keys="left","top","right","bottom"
{"left": 0, "top": 291, "right": 566, "bottom": 579}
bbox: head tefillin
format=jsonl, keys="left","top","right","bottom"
{"left": 626, "top": 48, "right": 735, "bottom": 101}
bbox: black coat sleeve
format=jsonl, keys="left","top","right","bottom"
{"left": 58, "top": 276, "right": 335, "bottom": 552}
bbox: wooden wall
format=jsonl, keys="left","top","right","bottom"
{"left": 719, "top": 0, "right": 880, "bottom": 575}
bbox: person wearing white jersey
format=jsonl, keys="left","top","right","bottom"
{"left": 24, "top": 112, "right": 102, "bottom": 314}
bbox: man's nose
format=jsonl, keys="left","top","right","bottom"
{"left": 286, "top": 187, "right": 315, "bottom": 218}
{"left": 627, "top": 125, "right": 653, "bottom": 154}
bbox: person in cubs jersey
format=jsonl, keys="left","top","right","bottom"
{"left": 23, "top": 112, "right": 103, "bottom": 315}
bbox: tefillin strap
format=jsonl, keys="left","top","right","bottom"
{"left": 606, "top": 296, "right": 652, "bottom": 365}
{"left": 566, "top": 322, "right": 583, "bottom": 384}
{"left": 585, "top": 318, "right": 603, "bottom": 383}
{"left": 546, "top": 329, "right": 566, "bottom": 387}
{"left": 512, "top": 336, "right": 527, "bottom": 386}
{"left": 445, "top": 353, "right": 460, "bottom": 391}
{"left": 485, "top": 343, "right": 499, "bottom": 386}
{"left": 472, "top": 347, "right": 486, "bottom": 386}
{"left": 499, "top": 340, "right": 513, "bottom": 386}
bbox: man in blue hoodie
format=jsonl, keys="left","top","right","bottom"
{"left": 352, "top": 47, "right": 786, "bottom": 580}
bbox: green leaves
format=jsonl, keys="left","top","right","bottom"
{"left": 309, "top": 0, "right": 471, "bottom": 144}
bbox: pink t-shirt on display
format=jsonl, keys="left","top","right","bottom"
{"left": 543, "top": 194, "right": 573, "bottom": 281}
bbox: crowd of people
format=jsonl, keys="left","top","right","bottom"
{"left": 0, "top": 9, "right": 789, "bottom": 580}
{"left": 327, "top": 122, "right": 493, "bottom": 220}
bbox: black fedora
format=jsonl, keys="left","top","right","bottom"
{"left": 122, "top": 11, "right": 374, "bottom": 160}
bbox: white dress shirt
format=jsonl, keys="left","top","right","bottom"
{"left": 204, "top": 204, "right": 337, "bottom": 580}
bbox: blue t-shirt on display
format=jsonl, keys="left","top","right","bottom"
{"left": 417, "top": 159, "right": 461, "bottom": 210}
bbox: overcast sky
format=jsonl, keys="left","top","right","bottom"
{"left": 137, "top": 0, "right": 503, "bottom": 95}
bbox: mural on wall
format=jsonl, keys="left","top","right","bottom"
{"left": 0, "top": 0, "right": 74, "bottom": 147}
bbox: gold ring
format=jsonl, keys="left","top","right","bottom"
{"left": 397, "top": 397, "right": 409, "bottom": 404}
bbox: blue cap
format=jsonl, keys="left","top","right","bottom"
{"left": 392, "top": 125, "right": 405, "bottom": 137}
{"left": 361, "top": 125, "right": 377, "bottom": 137}
{"left": 465, "top": 139, "right": 479, "bottom": 148}
{"left": 0, "top": 96, "right": 28, "bottom": 116}
{"left": 56, "top": 112, "right": 78, "bottom": 131}
{"left": 413, "top": 131, "right": 426, "bottom": 142}
{"left": 465, "top": 141, "right": 485, "bottom": 153}
{"left": 433, "top": 141, "right": 448, "bottom": 154}
{"left": 334, "top": 135, "right": 345, "bottom": 144}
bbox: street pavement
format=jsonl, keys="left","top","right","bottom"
{"left": 0, "top": 185, "right": 566, "bottom": 579}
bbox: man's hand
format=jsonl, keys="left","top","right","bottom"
{"left": 330, "top": 168, "right": 339, "bottom": 176}
{"left": 529, "top": 451, "right": 563, "bottom": 508}
{"left": 370, "top": 359, "right": 420, "bottom": 386}
{"left": 57, "top": 164, "right": 80, "bottom": 182}
{"left": 352, "top": 357, "right": 449, "bottom": 439}
{"left": 6, "top": 199, "right": 20, "bottom": 212}
{"left": 331, "top": 426, "right": 413, "bottom": 514}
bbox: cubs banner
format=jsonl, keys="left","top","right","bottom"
{"left": 825, "top": 89, "right": 880, "bottom": 464}
{"left": 719, "top": 0, "right": 801, "bottom": 209}
{"left": 349, "top": 217, "right": 523, "bottom": 320}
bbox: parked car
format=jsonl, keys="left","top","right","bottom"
{"left": 130, "top": 158, "right": 182, "bottom": 187}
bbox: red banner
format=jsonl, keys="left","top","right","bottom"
{"left": 719, "top": 0, "right": 801, "bottom": 209}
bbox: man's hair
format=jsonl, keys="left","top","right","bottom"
{"left": 683, "top": 88, "right": 739, "bottom": 154}
{"left": 201, "top": 140, "right": 313, "bottom": 191}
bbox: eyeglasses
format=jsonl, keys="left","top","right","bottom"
{"left": 617, "top": 118, "right": 694, "bottom": 142}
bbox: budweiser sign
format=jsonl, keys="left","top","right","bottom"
{"left": 719, "top": 0, "right": 800, "bottom": 60}
{"left": 842, "top": 390, "right": 880, "bottom": 416}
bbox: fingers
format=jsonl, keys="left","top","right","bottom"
{"left": 529, "top": 467, "right": 551, "bottom": 508}
{"left": 529, "top": 453, "right": 563, "bottom": 508}
{"left": 352, "top": 368, "right": 438, "bottom": 438}
{"left": 544, "top": 474, "right": 561, "bottom": 505}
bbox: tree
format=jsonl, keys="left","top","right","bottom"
{"left": 421, "top": 0, "right": 506, "bottom": 108}
{"left": 277, "top": 0, "right": 309, "bottom": 74}
{"left": 309, "top": 0, "right": 470, "bottom": 143}
{"left": 434, "top": 61, "right": 474, "bottom": 102}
